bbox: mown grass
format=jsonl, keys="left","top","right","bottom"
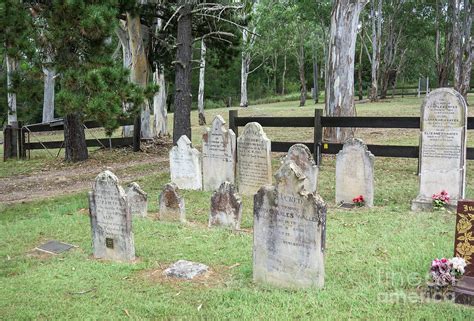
{"left": 2, "top": 97, "right": 474, "bottom": 319}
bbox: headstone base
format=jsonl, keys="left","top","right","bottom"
{"left": 454, "top": 276, "right": 474, "bottom": 305}
{"left": 411, "top": 197, "right": 457, "bottom": 212}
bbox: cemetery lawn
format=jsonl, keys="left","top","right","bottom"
{"left": 2, "top": 96, "right": 474, "bottom": 319}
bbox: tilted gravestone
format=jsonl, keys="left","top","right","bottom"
{"left": 158, "top": 183, "right": 185, "bottom": 223}
{"left": 253, "top": 160, "right": 326, "bottom": 289}
{"left": 89, "top": 170, "right": 135, "bottom": 262}
{"left": 126, "top": 182, "right": 148, "bottom": 218}
{"left": 209, "top": 181, "right": 242, "bottom": 230}
{"left": 202, "top": 115, "right": 236, "bottom": 191}
{"left": 335, "top": 138, "right": 374, "bottom": 207}
{"left": 282, "top": 144, "right": 319, "bottom": 193}
{"left": 170, "top": 135, "right": 202, "bottom": 190}
{"left": 412, "top": 88, "right": 467, "bottom": 211}
{"left": 237, "top": 122, "right": 272, "bottom": 195}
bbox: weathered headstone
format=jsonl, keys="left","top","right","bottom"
{"left": 237, "top": 122, "right": 272, "bottom": 195}
{"left": 453, "top": 200, "right": 474, "bottom": 305}
{"left": 170, "top": 135, "right": 202, "bottom": 190}
{"left": 158, "top": 183, "right": 185, "bottom": 222}
{"left": 335, "top": 138, "right": 374, "bottom": 207}
{"left": 412, "top": 88, "right": 467, "bottom": 211}
{"left": 163, "top": 260, "right": 209, "bottom": 279}
{"left": 126, "top": 182, "right": 148, "bottom": 218}
{"left": 283, "top": 144, "right": 319, "bottom": 193}
{"left": 253, "top": 161, "right": 326, "bottom": 289}
{"left": 202, "top": 115, "right": 236, "bottom": 191}
{"left": 209, "top": 182, "right": 242, "bottom": 230}
{"left": 89, "top": 170, "right": 135, "bottom": 262}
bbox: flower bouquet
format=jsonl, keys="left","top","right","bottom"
{"left": 426, "top": 257, "right": 466, "bottom": 301}
{"left": 352, "top": 195, "right": 365, "bottom": 207}
{"left": 432, "top": 190, "right": 450, "bottom": 210}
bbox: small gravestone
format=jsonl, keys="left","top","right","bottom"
{"left": 158, "top": 183, "right": 185, "bottom": 222}
{"left": 170, "top": 135, "right": 202, "bottom": 190}
{"left": 36, "top": 240, "right": 75, "bottom": 255}
{"left": 209, "top": 182, "right": 242, "bottom": 230}
{"left": 253, "top": 160, "right": 326, "bottom": 289}
{"left": 412, "top": 88, "right": 467, "bottom": 211}
{"left": 453, "top": 200, "right": 474, "bottom": 305}
{"left": 126, "top": 182, "right": 147, "bottom": 218}
{"left": 163, "top": 260, "right": 209, "bottom": 279}
{"left": 202, "top": 115, "right": 236, "bottom": 191}
{"left": 335, "top": 138, "right": 374, "bottom": 207}
{"left": 89, "top": 170, "right": 135, "bottom": 262}
{"left": 237, "top": 122, "right": 272, "bottom": 195}
{"left": 283, "top": 144, "right": 319, "bottom": 193}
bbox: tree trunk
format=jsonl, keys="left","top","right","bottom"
{"left": 126, "top": 13, "right": 152, "bottom": 139}
{"left": 369, "top": 0, "right": 382, "bottom": 102}
{"left": 358, "top": 33, "right": 363, "bottom": 100}
{"left": 6, "top": 54, "right": 18, "bottom": 125}
{"left": 282, "top": 54, "right": 287, "bottom": 95}
{"left": 240, "top": 28, "right": 250, "bottom": 107}
{"left": 42, "top": 66, "right": 56, "bottom": 123}
{"left": 435, "top": 0, "right": 452, "bottom": 87}
{"left": 117, "top": 21, "right": 134, "bottom": 137}
{"left": 298, "top": 42, "right": 306, "bottom": 107}
{"left": 153, "top": 67, "right": 167, "bottom": 136}
{"left": 325, "top": 0, "right": 368, "bottom": 142}
{"left": 273, "top": 53, "right": 278, "bottom": 94}
{"left": 198, "top": 38, "right": 206, "bottom": 125}
{"left": 313, "top": 46, "right": 319, "bottom": 104}
{"left": 453, "top": 0, "right": 473, "bottom": 100}
{"left": 173, "top": 3, "right": 193, "bottom": 145}
{"left": 64, "top": 112, "right": 88, "bottom": 162}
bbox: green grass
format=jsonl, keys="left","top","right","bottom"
{"left": 2, "top": 97, "right": 474, "bottom": 319}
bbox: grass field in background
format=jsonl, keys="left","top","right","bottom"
{"left": 1, "top": 97, "right": 474, "bottom": 319}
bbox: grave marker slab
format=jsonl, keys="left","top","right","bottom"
{"left": 253, "top": 161, "right": 326, "bottom": 289}
{"left": 202, "top": 115, "right": 236, "bottom": 191}
{"left": 89, "top": 170, "right": 135, "bottom": 262}
{"left": 158, "top": 183, "right": 186, "bottom": 222}
{"left": 335, "top": 138, "right": 374, "bottom": 207}
{"left": 126, "top": 182, "right": 148, "bottom": 218}
{"left": 36, "top": 240, "right": 75, "bottom": 255}
{"left": 283, "top": 144, "right": 319, "bottom": 193}
{"left": 237, "top": 122, "right": 272, "bottom": 195}
{"left": 209, "top": 182, "right": 242, "bottom": 230}
{"left": 170, "top": 135, "right": 202, "bottom": 190}
{"left": 412, "top": 88, "right": 467, "bottom": 211}
{"left": 163, "top": 260, "right": 209, "bottom": 279}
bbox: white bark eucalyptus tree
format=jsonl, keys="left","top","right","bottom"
{"left": 325, "top": 0, "right": 368, "bottom": 143}
{"left": 240, "top": 0, "right": 259, "bottom": 108}
{"left": 369, "top": 0, "right": 382, "bottom": 102}
{"left": 153, "top": 16, "right": 167, "bottom": 137}
{"left": 198, "top": 38, "right": 207, "bottom": 125}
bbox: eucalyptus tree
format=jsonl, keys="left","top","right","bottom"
{"left": 452, "top": 0, "right": 472, "bottom": 100}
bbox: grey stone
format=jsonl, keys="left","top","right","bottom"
{"left": 202, "top": 115, "right": 236, "bottom": 191}
{"left": 237, "top": 122, "right": 272, "bottom": 195}
{"left": 335, "top": 138, "right": 375, "bottom": 207}
{"left": 89, "top": 170, "right": 135, "bottom": 262}
{"left": 283, "top": 144, "right": 319, "bottom": 193}
{"left": 170, "top": 135, "right": 202, "bottom": 190}
{"left": 209, "top": 181, "right": 242, "bottom": 230}
{"left": 126, "top": 182, "right": 148, "bottom": 218}
{"left": 163, "top": 260, "right": 209, "bottom": 279}
{"left": 412, "top": 88, "right": 467, "bottom": 211}
{"left": 253, "top": 160, "right": 326, "bottom": 289}
{"left": 158, "top": 183, "right": 185, "bottom": 222}
{"left": 36, "top": 240, "right": 75, "bottom": 255}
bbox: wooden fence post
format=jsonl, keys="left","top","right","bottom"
{"left": 133, "top": 116, "right": 141, "bottom": 152}
{"left": 18, "top": 121, "right": 26, "bottom": 159}
{"left": 3, "top": 126, "right": 12, "bottom": 161}
{"left": 229, "top": 109, "right": 238, "bottom": 137}
{"left": 314, "top": 109, "right": 323, "bottom": 166}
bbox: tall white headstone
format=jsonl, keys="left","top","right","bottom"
{"left": 412, "top": 88, "right": 467, "bottom": 211}
{"left": 202, "top": 115, "right": 236, "bottom": 191}
{"left": 283, "top": 144, "right": 319, "bottom": 193}
{"left": 170, "top": 135, "right": 202, "bottom": 190}
{"left": 237, "top": 122, "right": 272, "bottom": 195}
{"left": 253, "top": 161, "right": 326, "bottom": 289}
{"left": 89, "top": 170, "right": 135, "bottom": 262}
{"left": 335, "top": 138, "right": 375, "bottom": 207}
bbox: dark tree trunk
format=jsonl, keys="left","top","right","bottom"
{"left": 64, "top": 112, "right": 88, "bottom": 162}
{"left": 313, "top": 47, "right": 319, "bottom": 104}
{"left": 173, "top": 2, "right": 193, "bottom": 145}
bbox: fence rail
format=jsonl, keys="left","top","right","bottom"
{"left": 229, "top": 109, "right": 474, "bottom": 165}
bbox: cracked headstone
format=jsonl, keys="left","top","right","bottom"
{"left": 170, "top": 135, "right": 202, "bottom": 190}
{"left": 89, "top": 170, "right": 135, "bottom": 262}
{"left": 335, "top": 138, "right": 374, "bottom": 207}
{"left": 253, "top": 160, "right": 326, "bottom": 289}
{"left": 237, "top": 122, "right": 272, "bottom": 195}
{"left": 209, "top": 181, "right": 242, "bottom": 230}
{"left": 283, "top": 144, "right": 319, "bottom": 193}
{"left": 126, "top": 182, "right": 148, "bottom": 218}
{"left": 202, "top": 115, "right": 236, "bottom": 191}
{"left": 158, "top": 183, "right": 185, "bottom": 222}
{"left": 163, "top": 260, "right": 209, "bottom": 279}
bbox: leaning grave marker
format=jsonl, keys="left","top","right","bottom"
{"left": 89, "top": 170, "right": 135, "bottom": 262}
{"left": 126, "top": 182, "right": 148, "bottom": 218}
{"left": 237, "top": 122, "right": 272, "bottom": 195}
{"left": 412, "top": 88, "right": 467, "bottom": 211}
{"left": 170, "top": 135, "right": 202, "bottom": 190}
{"left": 253, "top": 160, "right": 326, "bottom": 289}
{"left": 283, "top": 144, "right": 319, "bottom": 193}
{"left": 202, "top": 115, "right": 236, "bottom": 191}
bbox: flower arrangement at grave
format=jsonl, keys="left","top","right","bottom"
{"left": 352, "top": 195, "right": 365, "bottom": 207}
{"left": 432, "top": 190, "right": 450, "bottom": 210}
{"left": 426, "top": 257, "right": 466, "bottom": 300}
